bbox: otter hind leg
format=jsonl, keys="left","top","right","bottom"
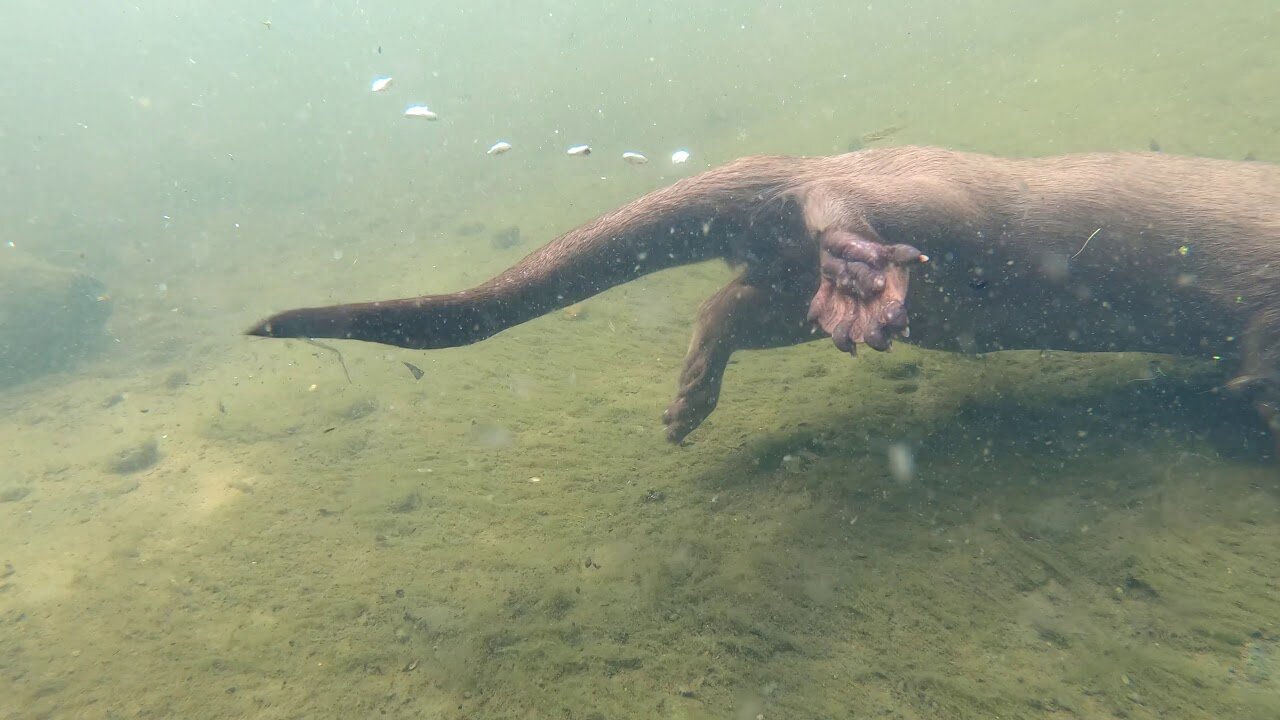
{"left": 663, "top": 273, "right": 819, "bottom": 443}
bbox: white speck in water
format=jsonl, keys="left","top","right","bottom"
{"left": 888, "top": 442, "right": 915, "bottom": 484}
{"left": 670, "top": 149, "right": 690, "bottom": 164}
{"left": 333, "top": 249, "right": 344, "bottom": 260}
{"left": 403, "top": 105, "right": 438, "bottom": 120}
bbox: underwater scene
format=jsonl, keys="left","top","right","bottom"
{"left": 2, "top": 1, "right": 1279, "bottom": 718}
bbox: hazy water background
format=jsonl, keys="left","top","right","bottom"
{"left": 2, "top": 1, "right": 1279, "bottom": 718}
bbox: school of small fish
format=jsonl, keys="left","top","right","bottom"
{"left": 370, "top": 74, "right": 692, "bottom": 167}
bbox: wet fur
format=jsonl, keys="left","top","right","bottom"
{"left": 247, "top": 146, "right": 1280, "bottom": 445}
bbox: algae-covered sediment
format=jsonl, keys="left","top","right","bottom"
{"left": 3, "top": 248, "right": 1279, "bottom": 718}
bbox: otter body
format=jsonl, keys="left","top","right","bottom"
{"left": 248, "top": 146, "right": 1280, "bottom": 444}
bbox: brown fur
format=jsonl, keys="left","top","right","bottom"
{"left": 247, "top": 146, "right": 1280, "bottom": 445}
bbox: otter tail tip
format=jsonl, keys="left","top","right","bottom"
{"left": 244, "top": 319, "right": 277, "bottom": 338}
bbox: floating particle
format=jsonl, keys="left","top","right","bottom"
{"left": 671, "top": 149, "right": 690, "bottom": 165}
{"left": 622, "top": 151, "right": 648, "bottom": 165}
{"left": 487, "top": 141, "right": 513, "bottom": 155}
{"left": 403, "top": 105, "right": 438, "bottom": 120}
{"left": 567, "top": 144, "right": 592, "bottom": 156}
{"left": 370, "top": 76, "right": 393, "bottom": 92}
{"left": 887, "top": 442, "right": 915, "bottom": 484}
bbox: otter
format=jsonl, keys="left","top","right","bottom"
{"left": 246, "top": 146, "right": 1280, "bottom": 446}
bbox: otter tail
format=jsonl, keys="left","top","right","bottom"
{"left": 245, "top": 156, "right": 804, "bottom": 350}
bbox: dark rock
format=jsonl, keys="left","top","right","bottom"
{"left": 0, "top": 486, "right": 31, "bottom": 503}
{"left": 108, "top": 438, "right": 161, "bottom": 475}
{"left": 0, "top": 251, "right": 112, "bottom": 387}
{"left": 490, "top": 226, "right": 523, "bottom": 250}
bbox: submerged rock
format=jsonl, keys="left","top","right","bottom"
{"left": 0, "top": 251, "right": 112, "bottom": 387}
{"left": 490, "top": 225, "right": 523, "bottom": 250}
{"left": 108, "top": 437, "right": 161, "bottom": 475}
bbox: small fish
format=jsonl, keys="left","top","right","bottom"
{"left": 403, "top": 361, "right": 425, "bottom": 380}
{"left": 567, "top": 144, "right": 592, "bottom": 156}
{"left": 622, "top": 151, "right": 648, "bottom": 165}
{"left": 403, "top": 105, "right": 438, "bottom": 120}
{"left": 370, "top": 76, "right": 393, "bottom": 93}
{"left": 377, "top": 45, "right": 383, "bottom": 55}
{"left": 670, "top": 149, "right": 690, "bottom": 165}
{"left": 487, "top": 141, "right": 513, "bottom": 155}
{"left": 860, "top": 123, "right": 906, "bottom": 143}
{"left": 261, "top": 20, "right": 272, "bottom": 30}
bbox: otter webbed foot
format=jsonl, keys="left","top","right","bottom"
{"left": 807, "top": 229, "right": 928, "bottom": 355}
{"left": 663, "top": 381, "right": 720, "bottom": 444}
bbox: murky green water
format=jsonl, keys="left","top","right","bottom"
{"left": 2, "top": 1, "right": 1278, "bottom": 718}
